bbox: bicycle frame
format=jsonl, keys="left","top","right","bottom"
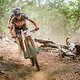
{"left": 21, "top": 30, "right": 36, "bottom": 51}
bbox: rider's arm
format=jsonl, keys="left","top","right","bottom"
{"left": 23, "top": 13, "right": 39, "bottom": 30}
{"left": 26, "top": 18, "right": 39, "bottom": 31}
{"left": 7, "top": 14, "right": 14, "bottom": 29}
{"left": 9, "top": 14, "right": 14, "bottom": 22}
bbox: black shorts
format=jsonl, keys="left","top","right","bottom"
{"left": 15, "top": 26, "right": 28, "bottom": 36}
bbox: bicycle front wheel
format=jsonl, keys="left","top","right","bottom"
{"left": 27, "top": 41, "right": 40, "bottom": 71}
{"left": 27, "top": 42, "right": 40, "bottom": 71}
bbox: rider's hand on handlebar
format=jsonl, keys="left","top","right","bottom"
{"left": 35, "top": 27, "right": 39, "bottom": 31}
{"left": 30, "top": 27, "right": 39, "bottom": 33}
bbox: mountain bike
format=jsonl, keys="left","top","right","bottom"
{"left": 16, "top": 29, "right": 40, "bottom": 71}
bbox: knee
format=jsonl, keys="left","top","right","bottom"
{"left": 18, "top": 37, "right": 23, "bottom": 42}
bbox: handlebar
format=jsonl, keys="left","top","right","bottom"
{"left": 21, "top": 29, "right": 37, "bottom": 37}
{"left": 13, "top": 29, "right": 37, "bottom": 43}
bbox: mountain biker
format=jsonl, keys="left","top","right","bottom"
{"left": 7, "top": 7, "right": 39, "bottom": 58}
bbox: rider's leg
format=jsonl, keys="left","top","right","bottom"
{"left": 29, "top": 36, "right": 35, "bottom": 48}
{"left": 18, "top": 37, "right": 28, "bottom": 59}
{"left": 30, "top": 36, "right": 39, "bottom": 54}
{"left": 17, "top": 37, "right": 25, "bottom": 54}
{"left": 26, "top": 36, "right": 39, "bottom": 55}
{"left": 15, "top": 27, "right": 28, "bottom": 59}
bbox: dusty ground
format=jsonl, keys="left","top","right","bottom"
{"left": 0, "top": 38, "right": 80, "bottom": 80}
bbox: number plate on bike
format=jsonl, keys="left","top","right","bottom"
{"left": 22, "top": 30, "right": 31, "bottom": 37}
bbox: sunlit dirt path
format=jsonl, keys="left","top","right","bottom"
{"left": 0, "top": 39, "right": 80, "bottom": 80}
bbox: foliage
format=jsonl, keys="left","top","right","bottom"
{"left": 0, "top": 0, "right": 80, "bottom": 36}
{"left": 38, "top": 0, "right": 80, "bottom": 33}
{"left": 48, "top": 0, "right": 80, "bottom": 32}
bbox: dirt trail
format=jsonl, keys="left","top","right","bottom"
{"left": 0, "top": 39, "right": 80, "bottom": 80}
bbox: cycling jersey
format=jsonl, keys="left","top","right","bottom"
{"left": 11, "top": 13, "right": 28, "bottom": 28}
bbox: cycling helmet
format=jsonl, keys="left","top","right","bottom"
{"left": 12, "top": 7, "right": 21, "bottom": 16}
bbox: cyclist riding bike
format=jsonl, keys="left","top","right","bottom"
{"left": 7, "top": 7, "right": 39, "bottom": 58}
